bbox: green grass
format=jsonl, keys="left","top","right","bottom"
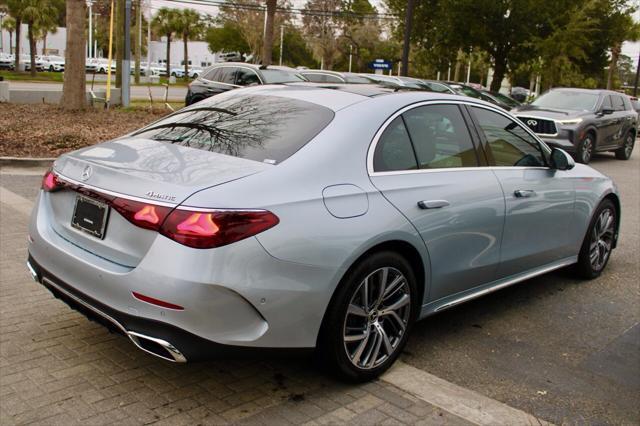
{"left": 0, "top": 70, "right": 65, "bottom": 82}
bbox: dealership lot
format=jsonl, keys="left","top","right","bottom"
{"left": 0, "top": 147, "right": 638, "bottom": 425}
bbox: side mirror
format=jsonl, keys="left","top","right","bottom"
{"left": 550, "top": 148, "right": 575, "bottom": 171}
{"left": 600, "top": 108, "right": 614, "bottom": 115}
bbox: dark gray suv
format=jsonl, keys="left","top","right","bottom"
{"left": 513, "top": 88, "right": 637, "bottom": 163}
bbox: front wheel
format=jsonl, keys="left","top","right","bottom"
{"left": 318, "top": 252, "right": 417, "bottom": 382}
{"left": 575, "top": 200, "right": 617, "bottom": 279}
{"left": 615, "top": 132, "right": 635, "bottom": 160}
{"left": 576, "top": 134, "right": 595, "bottom": 164}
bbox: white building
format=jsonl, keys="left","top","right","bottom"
{"left": 149, "top": 39, "right": 217, "bottom": 67}
{"left": 0, "top": 23, "right": 67, "bottom": 56}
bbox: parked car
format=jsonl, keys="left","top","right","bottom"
{"left": 41, "top": 55, "right": 65, "bottom": 72}
{"left": 478, "top": 89, "right": 521, "bottom": 111}
{"left": 0, "top": 53, "right": 14, "bottom": 70}
{"left": 170, "top": 67, "right": 203, "bottom": 79}
{"left": 360, "top": 74, "right": 428, "bottom": 90}
{"left": 185, "top": 63, "right": 307, "bottom": 105}
{"left": 28, "top": 85, "right": 620, "bottom": 381}
{"left": 510, "top": 86, "right": 530, "bottom": 102}
{"left": 24, "top": 55, "right": 46, "bottom": 72}
{"left": 416, "top": 80, "right": 457, "bottom": 94}
{"left": 513, "top": 88, "right": 637, "bottom": 163}
{"left": 299, "top": 70, "right": 371, "bottom": 84}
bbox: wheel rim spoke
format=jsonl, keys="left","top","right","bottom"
{"left": 343, "top": 266, "right": 411, "bottom": 370}
{"left": 590, "top": 208, "right": 615, "bottom": 270}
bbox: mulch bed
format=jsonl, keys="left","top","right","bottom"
{"left": 0, "top": 104, "right": 171, "bottom": 158}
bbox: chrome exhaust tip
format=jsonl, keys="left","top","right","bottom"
{"left": 127, "top": 331, "right": 187, "bottom": 363}
{"left": 26, "top": 261, "right": 39, "bottom": 282}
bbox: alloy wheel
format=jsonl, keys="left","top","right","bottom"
{"left": 581, "top": 137, "right": 593, "bottom": 163}
{"left": 624, "top": 135, "right": 634, "bottom": 157}
{"left": 589, "top": 208, "right": 615, "bottom": 272}
{"left": 343, "top": 267, "right": 411, "bottom": 370}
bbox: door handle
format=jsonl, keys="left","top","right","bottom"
{"left": 418, "top": 200, "right": 450, "bottom": 209}
{"left": 514, "top": 189, "right": 536, "bottom": 198}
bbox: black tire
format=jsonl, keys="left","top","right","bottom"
{"left": 575, "top": 199, "right": 616, "bottom": 279}
{"left": 318, "top": 251, "right": 418, "bottom": 382}
{"left": 615, "top": 132, "right": 635, "bottom": 160}
{"left": 576, "top": 133, "right": 595, "bottom": 164}
{"left": 49, "top": 65, "right": 54, "bottom": 72}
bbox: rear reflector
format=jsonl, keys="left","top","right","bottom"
{"left": 132, "top": 291, "right": 184, "bottom": 310}
{"left": 160, "top": 209, "right": 279, "bottom": 249}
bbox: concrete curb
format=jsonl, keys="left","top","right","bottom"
{"left": 0, "top": 157, "right": 55, "bottom": 167}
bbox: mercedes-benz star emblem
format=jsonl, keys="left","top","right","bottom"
{"left": 80, "top": 165, "right": 93, "bottom": 181}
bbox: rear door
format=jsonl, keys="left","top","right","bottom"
{"left": 369, "top": 102, "right": 505, "bottom": 301}
{"left": 468, "top": 105, "right": 576, "bottom": 278}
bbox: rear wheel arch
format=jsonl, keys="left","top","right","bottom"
{"left": 318, "top": 239, "right": 427, "bottom": 343}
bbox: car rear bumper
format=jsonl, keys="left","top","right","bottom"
{"left": 27, "top": 191, "right": 336, "bottom": 354}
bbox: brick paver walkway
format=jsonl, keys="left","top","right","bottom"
{"left": 0, "top": 175, "right": 471, "bottom": 425}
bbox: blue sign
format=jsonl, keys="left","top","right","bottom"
{"left": 368, "top": 59, "right": 392, "bottom": 70}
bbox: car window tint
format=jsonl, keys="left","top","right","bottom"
{"left": 373, "top": 117, "right": 418, "bottom": 172}
{"left": 402, "top": 105, "right": 478, "bottom": 168}
{"left": 612, "top": 95, "right": 626, "bottom": 111}
{"left": 132, "top": 94, "right": 334, "bottom": 164}
{"left": 302, "top": 73, "right": 325, "bottom": 83}
{"left": 602, "top": 95, "right": 613, "bottom": 109}
{"left": 471, "top": 107, "right": 546, "bottom": 167}
{"left": 261, "top": 69, "right": 306, "bottom": 83}
{"left": 218, "top": 67, "right": 237, "bottom": 85}
{"left": 235, "top": 68, "right": 260, "bottom": 86}
{"left": 425, "top": 82, "right": 452, "bottom": 93}
{"left": 203, "top": 67, "right": 220, "bottom": 81}
{"left": 324, "top": 74, "right": 344, "bottom": 83}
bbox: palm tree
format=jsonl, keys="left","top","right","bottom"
{"left": 152, "top": 8, "right": 180, "bottom": 79}
{"left": 61, "top": 0, "right": 86, "bottom": 110}
{"left": 5, "top": 0, "right": 24, "bottom": 71}
{"left": 174, "top": 9, "right": 201, "bottom": 78}
{"left": 1, "top": 16, "right": 16, "bottom": 55}
{"left": 21, "top": 0, "right": 58, "bottom": 76}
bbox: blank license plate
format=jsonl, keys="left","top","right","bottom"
{"left": 71, "top": 196, "right": 109, "bottom": 239}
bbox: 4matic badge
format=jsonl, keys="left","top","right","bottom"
{"left": 145, "top": 191, "right": 177, "bottom": 202}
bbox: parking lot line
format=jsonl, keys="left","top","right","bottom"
{"left": 0, "top": 183, "right": 548, "bottom": 425}
{"left": 381, "top": 361, "right": 550, "bottom": 426}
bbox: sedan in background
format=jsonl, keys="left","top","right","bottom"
{"left": 479, "top": 90, "right": 521, "bottom": 111}
{"left": 185, "top": 63, "right": 307, "bottom": 105}
{"left": 28, "top": 85, "right": 620, "bottom": 381}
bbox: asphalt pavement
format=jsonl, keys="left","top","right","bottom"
{"left": 6, "top": 80, "right": 188, "bottom": 102}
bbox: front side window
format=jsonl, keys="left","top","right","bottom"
{"left": 132, "top": 94, "right": 334, "bottom": 164}
{"left": 612, "top": 95, "right": 626, "bottom": 111}
{"left": 373, "top": 117, "right": 418, "bottom": 172}
{"left": 218, "top": 67, "right": 237, "bottom": 85}
{"left": 235, "top": 68, "right": 261, "bottom": 86}
{"left": 471, "top": 107, "right": 546, "bottom": 167}
{"left": 402, "top": 104, "right": 478, "bottom": 168}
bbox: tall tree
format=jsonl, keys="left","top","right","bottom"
{"left": 302, "top": 0, "right": 341, "bottom": 69}
{"left": 60, "top": 0, "right": 87, "bottom": 110}
{"left": 152, "top": 7, "right": 179, "bottom": 78}
{"left": 21, "top": 0, "right": 58, "bottom": 77}
{"left": 174, "top": 9, "right": 201, "bottom": 77}
{"left": 1, "top": 16, "right": 16, "bottom": 55}
{"left": 262, "top": 0, "right": 277, "bottom": 65}
{"left": 219, "top": 0, "right": 267, "bottom": 63}
{"left": 5, "top": 0, "right": 24, "bottom": 71}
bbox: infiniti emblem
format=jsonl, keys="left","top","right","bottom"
{"left": 80, "top": 165, "right": 92, "bottom": 181}
{"left": 526, "top": 119, "right": 538, "bottom": 127}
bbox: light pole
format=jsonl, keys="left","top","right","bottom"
{"left": 279, "top": 25, "right": 283, "bottom": 66}
{"left": 349, "top": 45, "right": 353, "bottom": 73}
{"left": 0, "top": 10, "right": 6, "bottom": 53}
{"left": 466, "top": 47, "right": 472, "bottom": 83}
{"left": 122, "top": 0, "right": 131, "bottom": 107}
{"left": 87, "top": 0, "right": 94, "bottom": 58}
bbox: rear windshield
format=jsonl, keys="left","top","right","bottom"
{"left": 261, "top": 69, "right": 307, "bottom": 83}
{"left": 132, "top": 94, "right": 334, "bottom": 164}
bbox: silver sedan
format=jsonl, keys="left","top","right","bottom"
{"left": 27, "top": 84, "right": 620, "bottom": 381}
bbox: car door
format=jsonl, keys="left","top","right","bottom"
{"left": 468, "top": 105, "right": 576, "bottom": 278}
{"left": 611, "top": 95, "right": 632, "bottom": 147}
{"left": 369, "top": 102, "right": 506, "bottom": 301}
{"left": 596, "top": 95, "right": 620, "bottom": 148}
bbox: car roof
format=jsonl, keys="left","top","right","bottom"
{"left": 209, "top": 62, "right": 298, "bottom": 72}
{"left": 219, "top": 83, "right": 484, "bottom": 112}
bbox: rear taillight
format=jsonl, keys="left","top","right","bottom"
{"left": 111, "top": 198, "right": 173, "bottom": 231}
{"left": 42, "top": 169, "right": 63, "bottom": 192}
{"left": 160, "top": 209, "right": 279, "bottom": 249}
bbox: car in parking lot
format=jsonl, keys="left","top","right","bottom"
{"left": 299, "top": 70, "right": 371, "bottom": 84}
{"left": 185, "top": 63, "right": 307, "bottom": 105}
{"left": 478, "top": 90, "right": 521, "bottom": 111}
{"left": 28, "top": 85, "right": 621, "bottom": 381}
{"left": 513, "top": 88, "right": 637, "bottom": 163}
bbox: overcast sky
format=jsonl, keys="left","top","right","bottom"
{"left": 149, "top": 0, "right": 639, "bottom": 65}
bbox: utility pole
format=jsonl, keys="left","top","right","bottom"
{"left": 134, "top": 0, "right": 141, "bottom": 84}
{"left": 88, "top": 0, "right": 93, "bottom": 58}
{"left": 400, "top": 0, "right": 415, "bottom": 76}
{"left": 122, "top": 0, "right": 131, "bottom": 107}
{"left": 349, "top": 45, "right": 353, "bottom": 73}
{"left": 634, "top": 52, "right": 639, "bottom": 97}
{"left": 279, "top": 25, "right": 283, "bottom": 66}
{"left": 146, "top": 0, "right": 151, "bottom": 79}
{"left": 466, "top": 47, "right": 472, "bottom": 83}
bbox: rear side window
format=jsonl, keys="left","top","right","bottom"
{"left": 202, "top": 67, "right": 220, "bottom": 81}
{"left": 402, "top": 105, "right": 478, "bottom": 168}
{"left": 373, "top": 117, "right": 418, "bottom": 172}
{"left": 472, "top": 107, "right": 546, "bottom": 167}
{"left": 260, "top": 69, "right": 306, "bottom": 83}
{"left": 302, "top": 73, "right": 326, "bottom": 83}
{"left": 133, "top": 94, "right": 334, "bottom": 164}
{"left": 612, "top": 95, "right": 626, "bottom": 111}
{"left": 235, "top": 68, "right": 261, "bottom": 86}
{"left": 218, "top": 67, "right": 237, "bottom": 85}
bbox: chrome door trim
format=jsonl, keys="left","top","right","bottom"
{"left": 366, "top": 99, "right": 552, "bottom": 176}
{"left": 431, "top": 257, "right": 576, "bottom": 313}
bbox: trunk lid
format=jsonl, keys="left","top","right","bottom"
{"left": 47, "top": 138, "right": 270, "bottom": 267}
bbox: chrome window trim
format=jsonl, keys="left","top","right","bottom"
{"left": 367, "top": 99, "right": 552, "bottom": 176}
